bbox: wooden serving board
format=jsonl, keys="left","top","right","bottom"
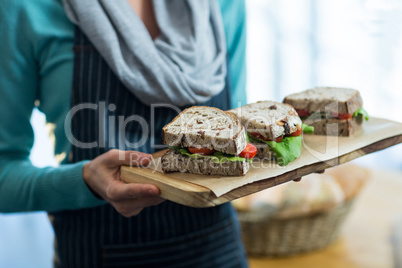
{"left": 121, "top": 117, "right": 402, "bottom": 208}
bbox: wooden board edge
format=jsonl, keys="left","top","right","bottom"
{"left": 120, "top": 166, "right": 218, "bottom": 207}
{"left": 121, "top": 166, "right": 209, "bottom": 192}
{"left": 198, "top": 133, "right": 402, "bottom": 207}
{"left": 121, "top": 133, "right": 402, "bottom": 208}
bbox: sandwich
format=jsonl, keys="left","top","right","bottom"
{"left": 161, "top": 106, "right": 257, "bottom": 176}
{"left": 283, "top": 87, "right": 369, "bottom": 136}
{"left": 228, "top": 101, "right": 306, "bottom": 166}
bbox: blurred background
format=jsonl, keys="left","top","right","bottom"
{"left": 1, "top": 0, "right": 401, "bottom": 267}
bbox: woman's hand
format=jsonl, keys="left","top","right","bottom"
{"left": 293, "top": 170, "right": 326, "bottom": 182}
{"left": 83, "top": 149, "right": 165, "bottom": 217}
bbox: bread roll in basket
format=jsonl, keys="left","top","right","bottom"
{"left": 232, "top": 163, "right": 370, "bottom": 256}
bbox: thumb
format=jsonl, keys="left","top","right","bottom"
{"left": 106, "top": 150, "right": 152, "bottom": 167}
{"left": 123, "top": 150, "right": 152, "bottom": 167}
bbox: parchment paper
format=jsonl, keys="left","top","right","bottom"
{"left": 148, "top": 117, "right": 402, "bottom": 197}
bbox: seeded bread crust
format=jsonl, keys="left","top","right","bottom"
{"left": 283, "top": 87, "right": 363, "bottom": 115}
{"left": 161, "top": 149, "right": 250, "bottom": 176}
{"left": 162, "top": 106, "right": 246, "bottom": 155}
{"left": 304, "top": 116, "right": 363, "bottom": 136}
{"left": 228, "top": 101, "right": 302, "bottom": 140}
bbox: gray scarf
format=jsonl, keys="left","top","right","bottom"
{"left": 62, "top": 0, "right": 227, "bottom": 106}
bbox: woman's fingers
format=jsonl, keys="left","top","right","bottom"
{"left": 125, "top": 151, "right": 152, "bottom": 167}
{"left": 83, "top": 149, "right": 164, "bottom": 217}
{"left": 106, "top": 180, "right": 165, "bottom": 217}
{"left": 293, "top": 170, "right": 326, "bottom": 182}
{"left": 106, "top": 180, "right": 160, "bottom": 202}
{"left": 114, "top": 196, "right": 165, "bottom": 218}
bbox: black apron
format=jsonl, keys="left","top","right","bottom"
{"left": 49, "top": 27, "right": 248, "bottom": 268}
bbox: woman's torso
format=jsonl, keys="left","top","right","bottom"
{"left": 31, "top": 1, "right": 248, "bottom": 267}
{"left": 25, "top": 0, "right": 246, "bottom": 164}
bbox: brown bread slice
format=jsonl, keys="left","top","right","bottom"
{"left": 161, "top": 149, "right": 250, "bottom": 176}
{"left": 228, "top": 101, "right": 302, "bottom": 141}
{"left": 283, "top": 87, "right": 363, "bottom": 115}
{"left": 253, "top": 142, "right": 275, "bottom": 159}
{"left": 304, "top": 116, "right": 363, "bottom": 136}
{"left": 162, "top": 106, "right": 246, "bottom": 155}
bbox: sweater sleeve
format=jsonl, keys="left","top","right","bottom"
{"left": 218, "top": 0, "right": 248, "bottom": 109}
{"left": 0, "top": 0, "right": 105, "bottom": 213}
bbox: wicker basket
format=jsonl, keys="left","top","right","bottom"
{"left": 237, "top": 199, "right": 355, "bottom": 257}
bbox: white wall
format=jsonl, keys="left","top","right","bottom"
{"left": 246, "top": 0, "right": 402, "bottom": 170}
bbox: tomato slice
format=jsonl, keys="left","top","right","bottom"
{"left": 188, "top": 147, "right": 215, "bottom": 155}
{"left": 239, "top": 143, "right": 257, "bottom": 159}
{"left": 296, "top": 109, "right": 310, "bottom": 117}
{"left": 251, "top": 132, "right": 283, "bottom": 143}
{"left": 251, "top": 132, "right": 269, "bottom": 141}
{"left": 274, "top": 135, "right": 284, "bottom": 143}
{"left": 331, "top": 112, "right": 353, "bottom": 120}
{"left": 288, "top": 125, "right": 302, "bottom": 137}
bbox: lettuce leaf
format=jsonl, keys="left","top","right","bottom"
{"left": 247, "top": 133, "right": 265, "bottom": 144}
{"left": 302, "top": 123, "right": 314, "bottom": 134}
{"left": 353, "top": 107, "right": 369, "bottom": 121}
{"left": 169, "top": 147, "right": 252, "bottom": 163}
{"left": 247, "top": 133, "right": 302, "bottom": 166}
